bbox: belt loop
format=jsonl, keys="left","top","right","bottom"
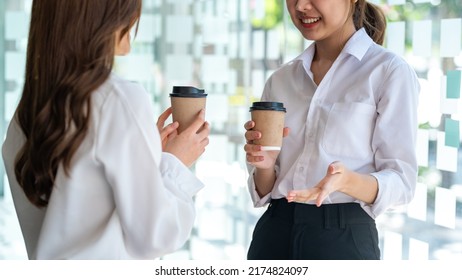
{"left": 339, "top": 204, "right": 346, "bottom": 229}
{"left": 324, "top": 206, "right": 331, "bottom": 229}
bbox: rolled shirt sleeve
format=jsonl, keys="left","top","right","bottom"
{"left": 368, "top": 59, "right": 420, "bottom": 218}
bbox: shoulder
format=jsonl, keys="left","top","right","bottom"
{"left": 366, "top": 44, "right": 413, "bottom": 72}
{"left": 347, "top": 28, "right": 407, "bottom": 70}
{"left": 268, "top": 58, "right": 304, "bottom": 82}
{"left": 270, "top": 43, "right": 314, "bottom": 80}
{"left": 364, "top": 45, "right": 420, "bottom": 98}
{"left": 358, "top": 44, "right": 419, "bottom": 90}
{"left": 98, "top": 73, "right": 148, "bottom": 99}
{"left": 90, "top": 73, "right": 155, "bottom": 133}
{"left": 93, "top": 73, "right": 151, "bottom": 110}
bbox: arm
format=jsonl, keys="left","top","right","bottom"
{"left": 244, "top": 120, "right": 290, "bottom": 199}
{"left": 96, "top": 82, "right": 204, "bottom": 259}
{"left": 244, "top": 120, "right": 277, "bottom": 198}
{"left": 288, "top": 59, "right": 420, "bottom": 215}
{"left": 287, "top": 161, "right": 378, "bottom": 206}
{"left": 368, "top": 60, "right": 420, "bottom": 216}
{"left": 254, "top": 168, "right": 277, "bottom": 198}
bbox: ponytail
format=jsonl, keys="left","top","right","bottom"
{"left": 353, "top": 0, "right": 386, "bottom": 45}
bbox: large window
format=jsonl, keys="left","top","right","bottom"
{"left": 0, "top": 0, "right": 461, "bottom": 260}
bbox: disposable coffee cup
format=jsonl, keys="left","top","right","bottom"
{"left": 170, "top": 86, "right": 207, "bottom": 133}
{"left": 249, "top": 102, "right": 286, "bottom": 151}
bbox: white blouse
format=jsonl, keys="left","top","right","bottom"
{"left": 248, "top": 28, "right": 420, "bottom": 219}
{"left": 2, "top": 73, "right": 203, "bottom": 259}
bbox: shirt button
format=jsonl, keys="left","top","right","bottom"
{"left": 299, "top": 167, "right": 304, "bottom": 172}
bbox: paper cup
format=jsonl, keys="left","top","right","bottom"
{"left": 170, "top": 86, "right": 207, "bottom": 133}
{"left": 250, "top": 102, "right": 286, "bottom": 150}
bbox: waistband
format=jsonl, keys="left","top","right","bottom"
{"left": 268, "top": 198, "right": 375, "bottom": 229}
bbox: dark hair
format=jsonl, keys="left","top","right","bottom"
{"left": 14, "top": 0, "right": 142, "bottom": 207}
{"left": 353, "top": 0, "right": 386, "bottom": 45}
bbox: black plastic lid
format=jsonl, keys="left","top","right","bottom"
{"left": 250, "top": 102, "right": 286, "bottom": 112}
{"left": 170, "top": 86, "right": 207, "bottom": 97}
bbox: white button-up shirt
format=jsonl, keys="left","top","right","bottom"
{"left": 3, "top": 73, "right": 203, "bottom": 259}
{"left": 248, "top": 28, "right": 420, "bottom": 219}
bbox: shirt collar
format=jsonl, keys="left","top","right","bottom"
{"left": 342, "top": 28, "right": 374, "bottom": 60}
{"left": 293, "top": 27, "right": 374, "bottom": 65}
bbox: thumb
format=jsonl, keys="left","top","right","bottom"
{"left": 184, "top": 109, "right": 206, "bottom": 134}
{"left": 283, "top": 127, "right": 290, "bottom": 138}
{"left": 316, "top": 188, "right": 330, "bottom": 207}
{"left": 328, "top": 161, "right": 342, "bottom": 175}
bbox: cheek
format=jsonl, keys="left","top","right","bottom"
{"left": 116, "top": 33, "right": 131, "bottom": 55}
{"left": 122, "top": 33, "right": 131, "bottom": 49}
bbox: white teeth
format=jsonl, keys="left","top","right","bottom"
{"left": 302, "top": 17, "right": 320, "bottom": 24}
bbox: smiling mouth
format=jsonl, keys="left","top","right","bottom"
{"left": 301, "top": 17, "right": 321, "bottom": 24}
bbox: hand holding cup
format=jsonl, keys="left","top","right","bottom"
{"left": 244, "top": 102, "right": 289, "bottom": 169}
{"left": 170, "top": 86, "right": 207, "bottom": 134}
{"left": 164, "top": 109, "right": 210, "bottom": 167}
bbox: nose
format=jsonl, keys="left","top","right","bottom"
{"left": 295, "top": 0, "right": 312, "bottom": 12}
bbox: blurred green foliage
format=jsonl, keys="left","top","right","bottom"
{"left": 250, "top": 0, "right": 462, "bottom": 28}
{"left": 251, "top": 0, "right": 283, "bottom": 30}
{"left": 385, "top": 0, "right": 462, "bottom": 22}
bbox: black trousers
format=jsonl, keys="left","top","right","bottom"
{"left": 247, "top": 198, "right": 381, "bottom": 260}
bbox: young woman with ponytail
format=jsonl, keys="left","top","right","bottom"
{"left": 2, "top": 0, "right": 210, "bottom": 259}
{"left": 244, "top": 0, "right": 419, "bottom": 259}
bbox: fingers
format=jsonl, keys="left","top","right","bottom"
{"left": 184, "top": 109, "right": 206, "bottom": 134}
{"left": 286, "top": 184, "right": 331, "bottom": 207}
{"left": 244, "top": 122, "right": 288, "bottom": 145}
{"left": 315, "top": 188, "right": 330, "bottom": 207}
{"left": 197, "top": 122, "right": 210, "bottom": 146}
{"left": 200, "top": 135, "right": 210, "bottom": 147}
{"left": 246, "top": 153, "right": 264, "bottom": 163}
{"left": 283, "top": 127, "right": 290, "bottom": 138}
{"left": 243, "top": 142, "right": 261, "bottom": 153}
{"left": 286, "top": 191, "right": 297, "bottom": 203}
{"left": 245, "top": 130, "right": 261, "bottom": 143}
{"left": 244, "top": 119, "right": 262, "bottom": 150}
{"left": 161, "top": 121, "right": 179, "bottom": 136}
{"left": 244, "top": 120, "right": 259, "bottom": 145}
{"left": 244, "top": 120, "right": 255, "bottom": 131}
{"left": 157, "top": 107, "right": 173, "bottom": 131}
{"left": 193, "top": 121, "right": 210, "bottom": 155}
{"left": 197, "top": 121, "right": 210, "bottom": 138}
{"left": 244, "top": 138, "right": 263, "bottom": 164}
{"left": 286, "top": 189, "right": 319, "bottom": 203}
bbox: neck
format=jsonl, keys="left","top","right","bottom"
{"left": 314, "top": 23, "right": 356, "bottom": 62}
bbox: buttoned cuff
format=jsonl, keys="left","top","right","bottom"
{"left": 369, "top": 170, "right": 406, "bottom": 218}
{"left": 160, "top": 152, "right": 204, "bottom": 197}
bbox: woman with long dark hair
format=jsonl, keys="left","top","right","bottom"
{"left": 2, "top": 0, "right": 209, "bottom": 259}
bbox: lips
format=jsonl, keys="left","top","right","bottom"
{"left": 301, "top": 17, "right": 321, "bottom": 24}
